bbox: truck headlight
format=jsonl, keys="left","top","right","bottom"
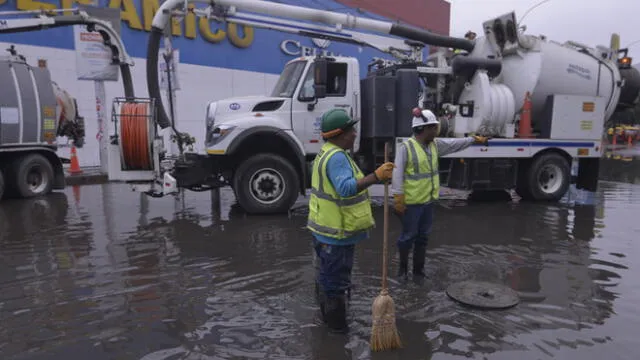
{"left": 210, "top": 124, "right": 236, "bottom": 144}
{"left": 205, "top": 101, "right": 218, "bottom": 128}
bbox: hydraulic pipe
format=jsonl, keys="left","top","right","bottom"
{"left": 152, "top": 0, "right": 473, "bottom": 50}
{"left": 148, "top": 0, "right": 474, "bottom": 129}
{"left": 451, "top": 56, "right": 503, "bottom": 79}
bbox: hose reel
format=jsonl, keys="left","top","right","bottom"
{"left": 112, "top": 97, "right": 157, "bottom": 171}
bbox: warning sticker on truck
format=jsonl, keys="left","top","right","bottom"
{"left": 580, "top": 120, "right": 593, "bottom": 131}
{"left": 43, "top": 118, "right": 56, "bottom": 130}
{"left": 0, "top": 107, "right": 19, "bottom": 124}
{"left": 582, "top": 102, "right": 595, "bottom": 112}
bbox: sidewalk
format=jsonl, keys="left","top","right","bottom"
{"left": 63, "top": 165, "right": 109, "bottom": 186}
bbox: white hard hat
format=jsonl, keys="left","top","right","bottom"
{"left": 411, "top": 108, "right": 439, "bottom": 128}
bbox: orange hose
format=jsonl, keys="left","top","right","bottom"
{"left": 120, "top": 102, "right": 152, "bottom": 170}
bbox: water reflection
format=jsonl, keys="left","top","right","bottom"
{"left": 600, "top": 148, "right": 640, "bottom": 184}
{"left": 362, "top": 195, "right": 615, "bottom": 357}
{"left": 0, "top": 156, "right": 638, "bottom": 359}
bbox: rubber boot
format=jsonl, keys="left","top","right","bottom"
{"left": 397, "top": 247, "right": 409, "bottom": 280}
{"left": 324, "top": 295, "right": 348, "bottom": 334}
{"left": 315, "top": 281, "right": 328, "bottom": 323}
{"left": 413, "top": 243, "right": 426, "bottom": 277}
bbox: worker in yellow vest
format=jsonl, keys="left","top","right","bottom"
{"left": 453, "top": 31, "right": 477, "bottom": 55}
{"left": 391, "top": 108, "right": 488, "bottom": 280}
{"left": 308, "top": 108, "right": 394, "bottom": 333}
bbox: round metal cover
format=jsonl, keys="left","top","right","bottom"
{"left": 446, "top": 281, "right": 519, "bottom": 309}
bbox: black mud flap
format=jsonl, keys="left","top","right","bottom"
{"left": 576, "top": 157, "right": 600, "bottom": 192}
{"left": 49, "top": 153, "right": 65, "bottom": 190}
{"left": 172, "top": 153, "right": 230, "bottom": 189}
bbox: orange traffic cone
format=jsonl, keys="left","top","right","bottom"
{"left": 69, "top": 145, "right": 82, "bottom": 174}
{"left": 518, "top": 91, "right": 532, "bottom": 138}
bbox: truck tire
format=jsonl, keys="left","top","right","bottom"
{"left": 233, "top": 153, "right": 300, "bottom": 214}
{"left": 11, "top": 153, "right": 55, "bottom": 199}
{"left": 521, "top": 153, "right": 570, "bottom": 201}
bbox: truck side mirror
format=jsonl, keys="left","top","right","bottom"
{"left": 313, "top": 84, "right": 326, "bottom": 99}
{"left": 313, "top": 58, "right": 327, "bottom": 99}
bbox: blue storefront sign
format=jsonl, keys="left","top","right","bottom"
{"left": 0, "top": 0, "right": 428, "bottom": 78}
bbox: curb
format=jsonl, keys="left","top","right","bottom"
{"left": 64, "top": 166, "right": 110, "bottom": 186}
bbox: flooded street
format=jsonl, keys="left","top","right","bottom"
{"left": 1, "top": 153, "right": 640, "bottom": 360}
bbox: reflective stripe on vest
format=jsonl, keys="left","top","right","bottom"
{"left": 307, "top": 142, "right": 374, "bottom": 239}
{"left": 404, "top": 137, "right": 440, "bottom": 205}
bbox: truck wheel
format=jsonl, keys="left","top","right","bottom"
{"left": 11, "top": 154, "right": 55, "bottom": 199}
{"left": 0, "top": 169, "right": 4, "bottom": 201}
{"left": 233, "top": 153, "right": 300, "bottom": 214}
{"left": 523, "top": 153, "right": 570, "bottom": 201}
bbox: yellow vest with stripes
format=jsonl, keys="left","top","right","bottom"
{"left": 307, "top": 142, "right": 374, "bottom": 239}
{"left": 403, "top": 137, "right": 440, "bottom": 204}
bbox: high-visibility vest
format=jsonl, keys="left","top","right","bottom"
{"left": 403, "top": 137, "right": 440, "bottom": 204}
{"left": 307, "top": 142, "right": 374, "bottom": 239}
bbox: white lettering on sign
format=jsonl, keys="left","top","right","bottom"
{"left": 280, "top": 39, "right": 341, "bottom": 57}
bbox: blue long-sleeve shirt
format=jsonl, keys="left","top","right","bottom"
{"left": 312, "top": 151, "right": 369, "bottom": 246}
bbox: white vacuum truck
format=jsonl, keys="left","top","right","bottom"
{"left": 0, "top": 8, "right": 134, "bottom": 201}
{"left": 116, "top": 0, "right": 640, "bottom": 214}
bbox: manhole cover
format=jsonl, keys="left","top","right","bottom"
{"left": 446, "top": 280, "right": 519, "bottom": 309}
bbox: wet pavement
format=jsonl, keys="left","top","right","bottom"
{"left": 2, "top": 150, "right": 640, "bottom": 359}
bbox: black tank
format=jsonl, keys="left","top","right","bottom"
{"left": 618, "top": 65, "right": 640, "bottom": 110}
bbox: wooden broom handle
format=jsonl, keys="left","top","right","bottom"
{"left": 382, "top": 142, "right": 389, "bottom": 290}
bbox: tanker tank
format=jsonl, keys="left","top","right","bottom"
{"left": 451, "top": 29, "right": 639, "bottom": 138}
{"left": 499, "top": 36, "right": 623, "bottom": 133}
{"left": 0, "top": 47, "right": 85, "bottom": 148}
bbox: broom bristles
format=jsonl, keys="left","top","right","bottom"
{"left": 370, "top": 290, "right": 402, "bottom": 351}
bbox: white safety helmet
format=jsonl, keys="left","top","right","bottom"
{"left": 411, "top": 108, "right": 439, "bottom": 128}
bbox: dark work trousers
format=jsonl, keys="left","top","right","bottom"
{"left": 312, "top": 238, "right": 355, "bottom": 298}
{"left": 397, "top": 202, "right": 434, "bottom": 276}
{"left": 397, "top": 202, "right": 434, "bottom": 250}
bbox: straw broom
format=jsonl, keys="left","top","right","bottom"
{"left": 370, "top": 142, "right": 402, "bottom": 351}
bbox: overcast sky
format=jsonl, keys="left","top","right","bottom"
{"left": 448, "top": 0, "right": 640, "bottom": 57}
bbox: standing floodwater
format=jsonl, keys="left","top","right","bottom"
{"left": 1, "top": 154, "right": 640, "bottom": 360}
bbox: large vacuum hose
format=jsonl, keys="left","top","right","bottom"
{"left": 146, "top": 27, "right": 171, "bottom": 129}
{"left": 120, "top": 64, "right": 134, "bottom": 98}
{"left": 0, "top": 16, "right": 135, "bottom": 101}
{"left": 389, "top": 24, "right": 475, "bottom": 52}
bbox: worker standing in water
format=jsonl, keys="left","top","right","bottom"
{"left": 392, "top": 108, "right": 488, "bottom": 280}
{"left": 308, "top": 108, "right": 394, "bottom": 333}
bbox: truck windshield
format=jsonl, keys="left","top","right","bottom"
{"left": 270, "top": 60, "right": 307, "bottom": 98}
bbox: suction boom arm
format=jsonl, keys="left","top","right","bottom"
{"left": 152, "top": 0, "right": 473, "bottom": 51}
{"left": 147, "top": 0, "right": 475, "bottom": 130}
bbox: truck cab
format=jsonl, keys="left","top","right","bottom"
{"left": 194, "top": 55, "right": 362, "bottom": 214}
